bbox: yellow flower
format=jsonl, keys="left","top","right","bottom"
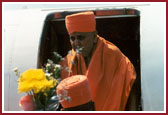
{"left": 44, "top": 92, "right": 48, "bottom": 96}
{"left": 18, "top": 69, "right": 56, "bottom": 94}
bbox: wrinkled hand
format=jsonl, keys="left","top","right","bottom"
{"left": 19, "top": 95, "right": 35, "bottom": 111}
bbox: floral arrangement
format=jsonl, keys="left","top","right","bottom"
{"left": 14, "top": 52, "right": 70, "bottom": 111}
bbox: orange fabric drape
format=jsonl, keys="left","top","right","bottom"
{"left": 60, "top": 36, "right": 136, "bottom": 111}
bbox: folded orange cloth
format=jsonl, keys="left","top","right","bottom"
{"left": 56, "top": 75, "right": 92, "bottom": 108}
{"left": 65, "top": 11, "right": 96, "bottom": 34}
{"left": 60, "top": 36, "right": 136, "bottom": 111}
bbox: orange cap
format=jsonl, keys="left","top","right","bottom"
{"left": 56, "top": 75, "right": 92, "bottom": 108}
{"left": 65, "top": 11, "right": 96, "bottom": 34}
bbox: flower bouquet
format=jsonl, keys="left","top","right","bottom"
{"left": 14, "top": 52, "right": 70, "bottom": 111}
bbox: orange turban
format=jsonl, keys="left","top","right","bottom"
{"left": 65, "top": 11, "right": 96, "bottom": 34}
{"left": 56, "top": 75, "right": 92, "bottom": 108}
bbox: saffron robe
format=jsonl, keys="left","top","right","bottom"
{"left": 60, "top": 36, "right": 136, "bottom": 111}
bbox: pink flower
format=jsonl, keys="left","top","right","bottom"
{"left": 19, "top": 95, "right": 35, "bottom": 111}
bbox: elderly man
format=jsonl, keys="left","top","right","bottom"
{"left": 60, "top": 11, "right": 136, "bottom": 111}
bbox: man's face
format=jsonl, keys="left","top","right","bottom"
{"left": 69, "top": 32, "right": 97, "bottom": 57}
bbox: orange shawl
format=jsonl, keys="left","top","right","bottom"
{"left": 60, "top": 36, "right": 136, "bottom": 111}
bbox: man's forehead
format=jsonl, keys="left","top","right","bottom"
{"left": 70, "top": 32, "right": 93, "bottom": 36}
